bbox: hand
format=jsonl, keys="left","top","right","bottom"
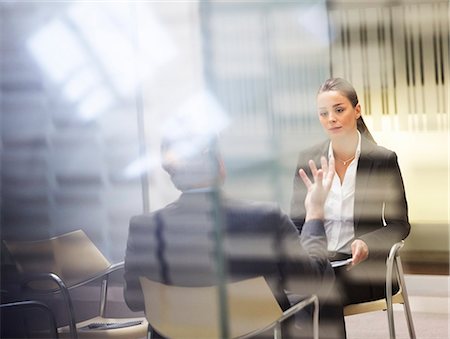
{"left": 350, "top": 239, "right": 369, "bottom": 266}
{"left": 300, "top": 156, "right": 335, "bottom": 221}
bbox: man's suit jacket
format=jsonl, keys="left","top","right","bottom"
{"left": 290, "top": 136, "right": 410, "bottom": 258}
{"left": 124, "top": 190, "right": 333, "bottom": 312}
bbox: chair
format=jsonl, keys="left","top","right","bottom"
{"left": 3, "top": 230, "right": 147, "bottom": 339}
{"left": 343, "top": 241, "right": 416, "bottom": 339}
{"left": 139, "top": 275, "right": 319, "bottom": 339}
{"left": 0, "top": 300, "right": 59, "bottom": 338}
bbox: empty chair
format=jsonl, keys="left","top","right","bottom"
{"left": 3, "top": 230, "right": 147, "bottom": 339}
{"left": 344, "top": 241, "right": 416, "bottom": 339}
{"left": 140, "top": 275, "right": 319, "bottom": 339}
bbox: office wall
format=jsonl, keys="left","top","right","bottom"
{"left": 327, "top": 1, "right": 449, "bottom": 223}
{"left": 199, "top": 0, "right": 449, "bottom": 213}
{"left": 198, "top": 0, "right": 449, "bottom": 270}
{"left": 199, "top": 1, "right": 330, "bottom": 209}
{"left": 1, "top": 1, "right": 448, "bottom": 268}
{"left": 327, "top": 0, "right": 449, "bottom": 267}
{"left": 0, "top": 3, "right": 145, "bottom": 261}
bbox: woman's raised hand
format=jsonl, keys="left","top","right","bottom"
{"left": 300, "top": 156, "right": 335, "bottom": 221}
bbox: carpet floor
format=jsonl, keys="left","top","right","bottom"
{"left": 346, "top": 310, "right": 449, "bottom": 339}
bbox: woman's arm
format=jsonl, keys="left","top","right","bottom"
{"left": 355, "top": 151, "right": 410, "bottom": 261}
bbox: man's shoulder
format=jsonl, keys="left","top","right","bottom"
{"left": 130, "top": 212, "right": 156, "bottom": 224}
{"left": 129, "top": 199, "right": 180, "bottom": 224}
{"left": 128, "top": 209, "right": 165, "bottom": 231}
{"left": 224, "top": 198, "right": 289, "bottom": 231}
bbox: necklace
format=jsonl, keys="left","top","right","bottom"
{"left": 336, "top": 155, "right": 355, "bottom": 166}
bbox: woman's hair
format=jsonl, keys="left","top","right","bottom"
{"left": 318, "top": 77, "right": 376, "bottom": 144}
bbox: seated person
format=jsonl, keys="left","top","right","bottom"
{"left": 124, "top": 132, "right": 337, "bottom": 337}
{"left": 290, "top": 78, "right": 411, "bottom": 338}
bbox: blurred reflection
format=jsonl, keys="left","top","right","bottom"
{"left": 297, "top": 2, "right": 329, "bottom": 47}
{"left": 1, "top": 3, "right": 448, "bottom": 336}
{"left": 124, "top": 90, "right": 229, "bottom": 180}
{"left": 27, "top": 3, "right": 176, "bottom": 120}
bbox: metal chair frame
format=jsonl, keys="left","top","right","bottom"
{"left": 20, "top": 262, "right": 124, "bottom": 339}
{"left": 4, "top": 230, "right": 147, "bottom": 339}
{"left": 344, "top": 240, "right": 416, "bottom": 339}
{"left": 267, "top": 294, "right": 319, "bottom": 339}
{"left": 141, "top": 276, "right": 319, "bottom": 339}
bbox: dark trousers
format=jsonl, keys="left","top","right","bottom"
{"left": 319, "top": 252, "right": 399, "bottom": 339}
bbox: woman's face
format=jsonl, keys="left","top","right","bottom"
{"left": 317, "top": 90, "right": 361, "bottom": 139}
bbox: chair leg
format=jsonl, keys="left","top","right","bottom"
{"left": 312, "top": 296, "right": 319, "bottom": 339}
{"left": 396, "top": 257, "right": 416, "bottom": 339}
{"left": 386, "top": 248, "right": 396, "bottom": 339}
{"left": 147, "top": 324, "right": 152, "bottom": 339}
{"left": 273, "top": 323, "right": 281, "bottom": 339}
{"left": 99, "top": 277, "right": 108, "bottom": 318}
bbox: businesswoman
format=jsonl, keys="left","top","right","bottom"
{"left": 290, "top": 77, "right": 410, "bottom": 337}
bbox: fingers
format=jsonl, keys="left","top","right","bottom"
{"left": 324, "top": 157, "right": 335, "bottom": 189}
{"left": 300, "top": 162, "right": 324, "bottom": 189}
{"left": 308, "top": 159, "right": 318, "bottom": 177}
{"left": 315, "top": 169, "right": 324, "bottom": 184}
{"left": 351, "top": 248, "right": 362, "bottom": 266}
{"left": 320, "top": 156, "right": 328, "bottom": 174}
{"left": 299, "top": 157, "right": 334, "bottom": 190}
{"left": 350, "top": 240, "right": 369, "bottom": 267}
{"left": 299, "top": 168, "right": 312, "bottom": 189}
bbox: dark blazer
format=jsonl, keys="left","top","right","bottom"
{"left": 124, "top": 190, "right": 334, "bottom": 312}
{"left": 290, "top": 136, "right": 410, "bottom": 258}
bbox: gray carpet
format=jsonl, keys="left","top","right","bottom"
{"left": 346, "top": 310, "right": 449, "bottom": 339}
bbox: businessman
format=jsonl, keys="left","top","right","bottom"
{"left": 124, "top": 132, "right": 336, "bottom": 337}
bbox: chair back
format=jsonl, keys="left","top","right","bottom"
{"left": 139, "top": 276, "right": 283, "bottom": 339}
{"left": 4, "top": 230, "right": 111, "bottom": 289}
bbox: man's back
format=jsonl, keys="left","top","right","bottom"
{"left": 124, "top": 190, "right": 332, "bottom": 312}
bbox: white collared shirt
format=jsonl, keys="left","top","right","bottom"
{"left": 325, "top": 132, "right": 361, "bottom": 253}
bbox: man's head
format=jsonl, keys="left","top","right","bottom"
{"left": 161, "top": 133, "right": 225, "bottom": 191}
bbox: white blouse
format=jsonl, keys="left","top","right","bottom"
{"left": 325, "top": 132, "right": 361, "bottom": 254}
